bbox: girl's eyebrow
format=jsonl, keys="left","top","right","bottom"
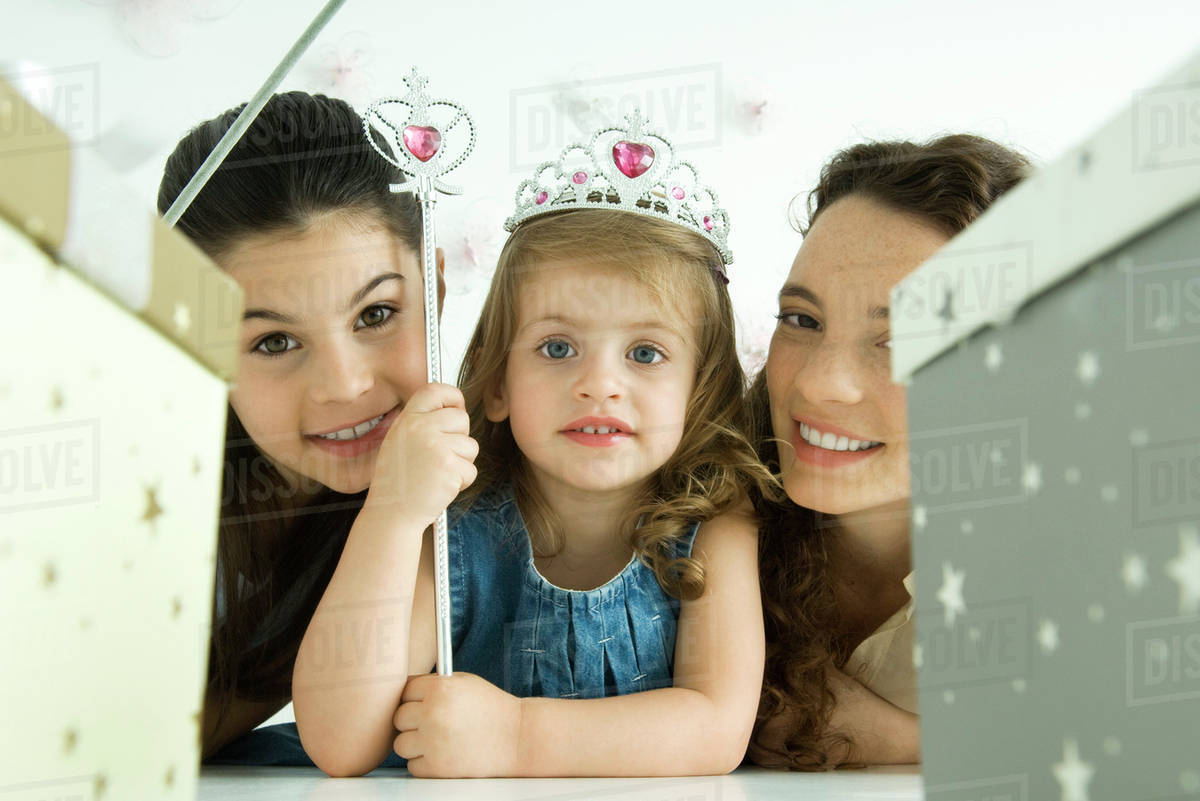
{"left": 243, "top": 272, "right": 405, "bottom": 323}
{"left": 343, "top": 272, "right": 404, "bottom": 313}
{"left": 779, "top": 283, "right": 820, "bottom": 306}
{"left": 778, "top": 282, "right": 889, "bottom": 320}
{"left": 519, "top": 315, "right": 684, "bottom": 338}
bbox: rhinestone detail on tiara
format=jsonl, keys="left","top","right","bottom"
{"left": 503, "top": 110, "right": 733, "bottom": 266}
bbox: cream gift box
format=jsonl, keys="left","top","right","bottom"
{"left": 891, "top": 51, "right": 1200, "bottom": 800}
{"left": 0, "top": 77, "right": 242, "bottom": 800}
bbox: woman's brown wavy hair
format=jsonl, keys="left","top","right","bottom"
{"left": 749, "top": 134, "right": 1031, "bottom": 769}
{"left": 458, "top": 209, "right": 778, "bottom": 600}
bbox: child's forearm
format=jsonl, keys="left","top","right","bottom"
{"left": 292, "top": 503, "right": 424, "bottom": 777}
{"left": 516, "top": 687, "right": 753, "bottom": 777}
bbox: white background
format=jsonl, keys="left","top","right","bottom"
{"left": 4, "top": 1, "right": 1198, "bottom": 378}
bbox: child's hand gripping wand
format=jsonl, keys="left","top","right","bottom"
{"left": 363, "top": 69, "right": 475, "bottom": 676}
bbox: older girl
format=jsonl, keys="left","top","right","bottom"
{"left": 158, "top": 91, "right": 452, "bottom": 762}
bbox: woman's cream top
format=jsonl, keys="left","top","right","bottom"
{"left": 843, "top": 573, "right": 918, "bottom": 714}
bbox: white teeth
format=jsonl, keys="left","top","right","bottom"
{"left": 798, "top": 421, "right": 881, "bottom": 452}
{"left": 317, "top": 413, "right": 385, "bottom": 441}
{"left": 579, "top": 426, "right": 617, "bottom": 434}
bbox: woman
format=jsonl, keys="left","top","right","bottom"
{"left": 158, "top": 91, "right": 450, "bottom": 762}
{"left": 749, "top": 134, "right": 1031, "bottom": 768}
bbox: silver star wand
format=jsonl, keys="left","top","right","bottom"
{"left": 363, "top": 69, "right": 475, "bottom": 676}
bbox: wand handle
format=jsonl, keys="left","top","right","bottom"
{"left": 163, "top": 0, "right": 347, "bottom": 227}
{"left": 419, "top": 187, "right": 454, "bottom": 677}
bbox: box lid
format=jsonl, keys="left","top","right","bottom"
{"left": 891, "top": 47, "right": 1200, "bottom": 383}
{"left": 0, "top": 76, "right": 242, "bottom": 382}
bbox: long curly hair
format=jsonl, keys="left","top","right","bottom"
{"left": 750, "top": 134, "right": 1032, "bottom": 769}
{"left": 458, "top": 209, "right": 778, "bottom": 600}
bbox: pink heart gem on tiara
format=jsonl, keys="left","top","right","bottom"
{"left": 671, "top": 186, "right": 686, "bottom": 200}
{"left": 703, "top": 215, "right": 714, "bottom": 231}
{"left": 535, "top": 190, "right": 548, "bottom": 205}
{"left": 612, "top": 141, "right": 655, "bottom": 178}
{"left": 573, "top": 171, "right": 588, "bottom": 184}
{"left": 402, "top": 125, "right": 442, "bottom": 162}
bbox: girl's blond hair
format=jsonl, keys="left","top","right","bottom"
{"left": 458, "top": 209, "right": 778, "bottom": 600}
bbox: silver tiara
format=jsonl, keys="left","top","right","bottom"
{"left": 504, "top": 110, "right": 733, "bottom": 268}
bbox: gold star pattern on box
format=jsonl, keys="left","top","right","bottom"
{"left": 141, "top": 485, "right": 164, "bottom": 531}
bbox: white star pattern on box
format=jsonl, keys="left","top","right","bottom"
{"left": 1052, "top": 738, "right": 1095, "bottom": 801}
{"left": 984, "top": 342, "right": 1003, "bottom": 372}
{"left": 912, "top": 504, "right": 927, "bottom": 531}
{"left": 1076, "top": 351, "right": 1100, "bottom": 386}
{"left": 1023, "top": 462, "right": 1043, "bottom": 494}
{"left": 1129, "top": 428, "right": 1149, "bottom": 447}
{"left": 173, "top": 302, "right": 191, "bottom": 334}
{"left": 1122, "top": 553, "right": 1148, "bottom": 594}
{"left": 937, "top": 561, "right": 967, "bottom": 626}
{"left": 1166, "top": 525, "right": 1200, "bottom": 614}
{"left": 1038, "top": 619, "right": 1060, "bottom": 653}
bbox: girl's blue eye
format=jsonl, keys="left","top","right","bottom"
{"left": 539, "top": 340, "right": 575, "bottom": 359}
{"left": 254, "top": 333, "right": 299, "bottom": 357}
{"left": 775, "top": 312, "right": 820, "bottom": 330}
{"left": 629, "top": 345, "right": 663, "bottom": 365}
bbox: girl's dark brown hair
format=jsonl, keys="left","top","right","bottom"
{"left": 157, "top": 92, "right": 420, "bottom": 750}
{"left": 749, "top": 134, "right": 1031, "bottom": 769}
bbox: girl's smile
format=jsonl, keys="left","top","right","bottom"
{"left": 304, "top": 403, "right": 404, "bottom": 459}
{"left": 222, "top": 213, "right": 436, "bottom": 495}
{"left": 789, "top": 415, "right": 886, "bottom": 469}
{"left": 767, "top": 194, "right": 949, "bottom": 515}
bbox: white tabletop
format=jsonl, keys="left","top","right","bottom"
{"left": 198, "top": 764, "right": 922, "bottom": 800}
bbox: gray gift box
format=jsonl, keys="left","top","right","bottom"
{"left": 892, "top": 50, "right": 1200, "bottom": 801}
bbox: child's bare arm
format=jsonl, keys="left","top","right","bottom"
{"left": 394, "top": 505, "right": 763, "bottom": 777}
{"left": 292, "top": 383, "right": 473, "bottom": 777}
{"left": 521, "top": 506, "right": 762, "bottom": 775}
{"left": 292, "top": 512, "right": 436, "bottom": 776}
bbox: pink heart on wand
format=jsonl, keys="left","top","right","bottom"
{"left": 612, "top": 141, "right": 655, "bottom": 178}
{"left": 402, "top": 125, "right": 442, "bottom": 162}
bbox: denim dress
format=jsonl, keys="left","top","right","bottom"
{"left": 449, "top": 483, "right": 699, "bottom": 699}
{"left": 207, "top": 483, "right": 698, "bottom": 768}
